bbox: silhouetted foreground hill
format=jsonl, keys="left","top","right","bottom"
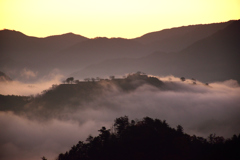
{"left": 56, "top": 116, "right": 240, "bottom": 160}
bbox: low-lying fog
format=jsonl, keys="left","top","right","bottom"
{"left": 0, "top": 75, "right": 240, "bottom": 160}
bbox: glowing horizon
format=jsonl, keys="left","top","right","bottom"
{"left": 1, "top": 0, "right": 240, "bottom": 39}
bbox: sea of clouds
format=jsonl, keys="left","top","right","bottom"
{"left": 0, "top": 75, "right": 240, "bottom": 160}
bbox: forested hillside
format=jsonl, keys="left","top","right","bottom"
{"left": 57, "top": 116, "right": 240, "bottom": 160}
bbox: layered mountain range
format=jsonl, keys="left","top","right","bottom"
{"left": 0, "top": 20, "right": 239, "bottom": 82}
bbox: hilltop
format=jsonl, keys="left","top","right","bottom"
{"left": 0, "top": 72, "right": 164, "bottom": 119}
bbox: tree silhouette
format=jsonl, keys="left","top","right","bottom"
{"left": 41, "top": 156, "right": 47, "bottom": 160}
{"left": 74, "top": 80, "right": 80, "bottom": 84}
{"left": 66, "top": 77, "right": 74, "bottom": 84}
{"left": 191, "top": 78, "right": 197, "bottom": 84}
{"left": 109, "top": 76, "right": 115, "bottom": 80}
{"left": 114, "top": 116, "right": 129, "bottom": 135}
{"left": 180, "top": 77, "right": 186, "bottom": 81}
{"left": 84, "top": 78, "right": 90, "bottom": 82}
{"left": 96, "top": 77, "right": 100, "bottom": 81}
{"left": 56, "top": 116, "right": 240, "bottom": 160}
{"left": 91, "top": 78, "right": 95, "bottom": 82}
{"left": 176, "top": 125, "right": 184, "bottom": 133}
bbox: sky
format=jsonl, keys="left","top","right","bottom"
{"left": 1, "top": 0, "right": 240, "bottom": 38}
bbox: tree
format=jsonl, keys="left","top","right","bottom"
{"left": 41, "top": 156, "right": 47, "bottom": 160}
{"left": 98, "top": 126, "right": 110, "bottom": 142}
{"left": 86, "top": 135, "right": 94, "bottom": 142}
{"left": 66, "top": 77, "right": 74, "bottom": 84}
{"left": 109, "top": 76, "right": 115, "bottom": 80}
{"left": 74, "top": 80, "right": 80, "bottom": 84}
{"left": 84, "top": 78, "right": 90, "bottom": 82}
{"left": 114, "top": 116, "right": 129, "bottom": 135}
{"left": 208, "top": 133, "right": 225, "bottom": 144}
{"left": 180, "top": 77, "right": 186, "bottom": 82}
{"left": 56, "top": 116, "right": 240, "bottom": 160}
{"left": 136, "top": 71, "right": 142, "bottom": 75}
{"left": 191, "top": 78, "right": 196, "bottom": 84}
{"left": 177, "top": 125, "right": 183, "bottom": 133}
{"left": 96, "top": 77, "right": 100, "bottom": 81}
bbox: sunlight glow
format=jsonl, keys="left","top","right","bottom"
{"left": 1, "top": 0, "right": 239, "bottom": 38}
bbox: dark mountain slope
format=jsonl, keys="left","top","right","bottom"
{"left": 0, "top": 30, "right": 88, "bottom": 56}
{"left": 53, "top": 37, "right": 148, "bottom": 69}
{"left": 0, "top": 30, "right": 88, "bottom": 79}
{"left": 70, "top": 51, "right": 177, "bottom": 79}
{"left": 1, "top": 20, "right": 237, "bottom": 81}
{"left": 72, "top": 20, "right": 240, "bottom": 82}
{"left": 54, "top": 21, "right": 235, "bottom": 71}
{"left": 134, "top": 20, "right": 234, "bottom": 52}
{"left": 173, "top": 20, "right": 240, "bottom": 81}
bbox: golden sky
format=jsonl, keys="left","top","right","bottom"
{"left": 1, "top": 0, "right": 240, "bottom": 38}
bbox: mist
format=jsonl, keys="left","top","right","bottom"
{"left": 0, "top": 76, "right": 240, "bottom": 160}
{"left": 0, "top": 71, "right": 63, "bottom": 96}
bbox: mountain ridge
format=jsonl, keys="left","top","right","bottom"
{"left": 0, "top": 20, "right": 238, "bottom": 82}
{"left": 134, "top": 20, "right": 234, "bottom": 52}
{"left": 71, "top": 20, "right": 240, "bottom": 82}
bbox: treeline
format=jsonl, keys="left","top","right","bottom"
{"left": 62, "top": 72, "right": 146, "bottom": 84}
{"left": 56, "top": 116, "right": 240, "bottom": 160}
{"left": 0, "top": 73, "right": 164, "bottom": 117}
{"left": 42, "top": 72, "right": 163, "bottom": 95}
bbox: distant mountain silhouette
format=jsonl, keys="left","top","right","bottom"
{"left": 53, "top": 21, "right": 235, "bottom": 70}
{"left": 72, "top": 20, "right": 240, "bottom": 82}
{"left": 53, "top": 37, "right": 148, "bottom": 69}
{"left": 134, "top": 21, "right": 234, "bottom": 52}
{"left": 0, "top": 30, "right": 88, "bottom": 79}
{"left": 171, "top": 20, "right": 240, "bottom": 81}
{"left": 0, "top": 20, "right": 238, "bottom": 82}
{"left": 0, "top": 30, "right": 88, "bottom": 57}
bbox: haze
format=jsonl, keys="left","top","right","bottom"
{"left": 0, "top": 0, "right": 240, "bottom": 160}
{"left": 1, "top": 76, "right": 240, "bottom": 160}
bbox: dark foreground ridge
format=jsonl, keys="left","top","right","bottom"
{"left": 56, "top": 116, "right": 240, "bottom": 160}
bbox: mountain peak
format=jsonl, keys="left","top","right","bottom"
{"left": 0, "top": 29, "right": 28, "bottom": 38}
{"left": 45, "top": 32, "right": 88, "bottom": 39}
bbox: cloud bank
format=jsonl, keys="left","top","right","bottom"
{"left": 0, "top": 76, "right": 240, "bottom": 160}
{"left": 0, "top": 72, "right": 63, "bottom": 96}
